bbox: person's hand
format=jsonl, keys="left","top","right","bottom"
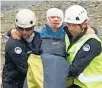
{"left": 86, "top": 25, "right": 95, "bottom": 34}
{"left": 11, "top": 29, "right": 21, "bottom": 40}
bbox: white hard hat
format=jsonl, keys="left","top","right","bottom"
{"left": 64, "top": 5, "right": 89, "bottom": 24}
{"left": 15, "top": 9, "right": 36, "bottom": 28}
{"left": 47, "top": 8, "right": 64, "bottom": 27}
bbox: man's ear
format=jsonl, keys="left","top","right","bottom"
{"left": 81, "top": 22, "right": 88, "bottom": 29}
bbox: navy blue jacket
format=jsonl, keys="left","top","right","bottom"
{"left": 2, "top": 31, "right": 41, "bottom": 88}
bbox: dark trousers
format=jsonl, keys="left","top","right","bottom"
{"left": 3, "top": 82, "right": 23, "bottom": 88}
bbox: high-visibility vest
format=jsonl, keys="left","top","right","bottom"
{"left": 65, "top": 34, "right": 102, "bottom": 88}
{"left": 27, "top": 54, "right": 44, "bottom": 88}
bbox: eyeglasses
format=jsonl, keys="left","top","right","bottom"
{"left": 17, "top": 26, "right": 34, "bottom": 31}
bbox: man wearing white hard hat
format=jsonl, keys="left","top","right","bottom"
{"left": 2, "top": 9, "right": 41, "bottom": 88}
{"left": 65, "top": 5, "right": 102, "bottom": 88}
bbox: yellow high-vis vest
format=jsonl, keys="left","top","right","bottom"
{"left": 65, "top": 34, "right": 102, "bottom": 88}
{"left": 27, "top": 54, "right": 44, "bottom": 88}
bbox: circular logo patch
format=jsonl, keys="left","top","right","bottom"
{"left": 83, "top": 44, "right": 90, "bottom": 51}
{"left": 14, "top": 47, "right": 22, "bottom": 54}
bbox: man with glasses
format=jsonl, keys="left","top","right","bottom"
{"left": 2, "top": 9, "right": 41, "bottom": 88}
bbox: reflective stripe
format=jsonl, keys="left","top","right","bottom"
{"left": 78, "top": 73, "right": 102, "bottom": 82}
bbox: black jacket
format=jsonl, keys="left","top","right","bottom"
{"left": 2, "top": 31, "right": 41, "bottom": 88}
